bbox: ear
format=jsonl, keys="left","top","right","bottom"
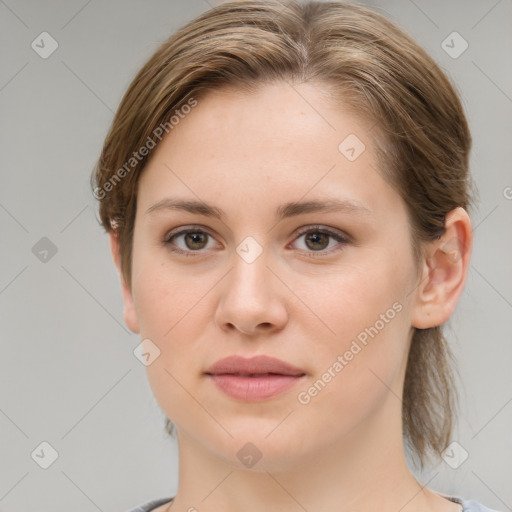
{"left": 109, "top": 230, "right": 140, "bottom": 334}
{"left": 411, "top": 207, "right": 473, "bottom": 329}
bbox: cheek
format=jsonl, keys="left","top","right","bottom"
{"left": 131, "top": 237, "right": 205, "bottom": 333}
{"left": 131, "top": 266, "right": 209, "bottom": 430}
{"left": 133, "top": 263, "right": 208, "bottom": 354}
{"left": 295, "top": 304, "right": 409, "bottom": 445}
{"left": 133, "top": 269, "right": 175, "bottom": 339}
{"left": 296, "top": 254, "right": 411, "bottom": 413}
{"left": 300, "top": 254, "right": 408, "bottom": 348}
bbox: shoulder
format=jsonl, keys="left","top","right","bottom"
{"left": 453, "top": 496, "right": 503, "bottom": 512}
{"left": 463, "top": 500, "right": 504, "bottom": 512}
{"left": 122, "top": 497, "right": 174, "bottom": 512}
{"left": 124, "top": 496, "right": 501, "bottom": 512}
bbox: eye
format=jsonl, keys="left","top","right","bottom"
{"left": 289, "top": 225, "right": 349, "bottom": 257}
{"left": 163, "top": 226, "right": 218, "bottom": 257}
{"left": 163, "top": 225, "right": 350, "bottom": 258}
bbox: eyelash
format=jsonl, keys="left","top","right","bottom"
{"left": 163, "top": 225, "right": 350, "bottom": 259}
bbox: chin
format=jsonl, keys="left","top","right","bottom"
{"left": 196, "top": 420, "right": 315, "bottom": 473}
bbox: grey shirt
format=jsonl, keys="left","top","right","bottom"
{"left": 124, "top": 495, "right": 502, "bottom": 512}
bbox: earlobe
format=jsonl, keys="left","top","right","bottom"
{"left": 109, "top": 230, "right": 140, "bottom": 334}
{"left": 411, "top": 207, "right": 473, "bottom": 329}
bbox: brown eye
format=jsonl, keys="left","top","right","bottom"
{"left": 182, "top": 232, "right": 209, "bottom": 250}
{"left": 304, "top": 232, "right": 330, "bottom": 251}
{"left": 291, "top": 226, "right": 350, "bottom": 257}
{"left": 164, "top": 227, "right": 218, "bottom": 256}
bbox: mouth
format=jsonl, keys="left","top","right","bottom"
{"left": 204, "top": 355, "right": 306, "bottom": 402}
{"left": 208, "top": 372, "right": 302, "bottom": 377}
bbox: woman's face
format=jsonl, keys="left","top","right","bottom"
{"left": 119, "top": 81, "right": 423, "bottom": 471}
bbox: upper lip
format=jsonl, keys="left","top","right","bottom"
{"left": 205, "top": 355, "right": 305, "bottom": 376}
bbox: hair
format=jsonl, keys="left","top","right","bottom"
{"left": 91, "top": 0, "right": 474, "bottom": 468}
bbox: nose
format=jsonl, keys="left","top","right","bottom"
{"left": 214, "top": 248, "right": 288, "bottom": 336}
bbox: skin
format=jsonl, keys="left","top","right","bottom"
{"left": 110, "top": 81, "right": 472, "bottom": 512}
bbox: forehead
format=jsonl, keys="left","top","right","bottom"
{"left": 137, "top": 81, "right": 401, "bottom": 221}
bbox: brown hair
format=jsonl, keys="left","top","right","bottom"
{"left": 91, "top": 0, "right": 473, "bottom": 468}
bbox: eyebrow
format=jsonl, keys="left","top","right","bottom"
{"left": 145, "top": 197, "right": 374, "bottom": 221}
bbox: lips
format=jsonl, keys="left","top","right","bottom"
{"left": 204, "top": 355, "right": 306, "bottom": 401}
{"left": 205, "top": 355, "right": 305, "bottom": 377}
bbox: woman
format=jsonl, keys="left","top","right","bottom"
{"left": 91, "top": 1, "right": 499, "bottom": 511}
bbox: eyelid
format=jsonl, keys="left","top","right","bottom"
{"left": 164, "top": 224, "right": 215, "bottom": 241}
{"left": 292, "top": 224, "right": 351, "bottom": 242}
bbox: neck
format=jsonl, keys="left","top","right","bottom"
{"left": 166, "top": 399, "right": 441, "bottom": 512}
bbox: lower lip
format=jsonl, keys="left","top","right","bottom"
{"left": 207, "top": 373, "right": 304, "bottom": 401}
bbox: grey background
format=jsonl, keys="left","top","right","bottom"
{"left": 0, "top": 0, "right": 511, "bottom": 511}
